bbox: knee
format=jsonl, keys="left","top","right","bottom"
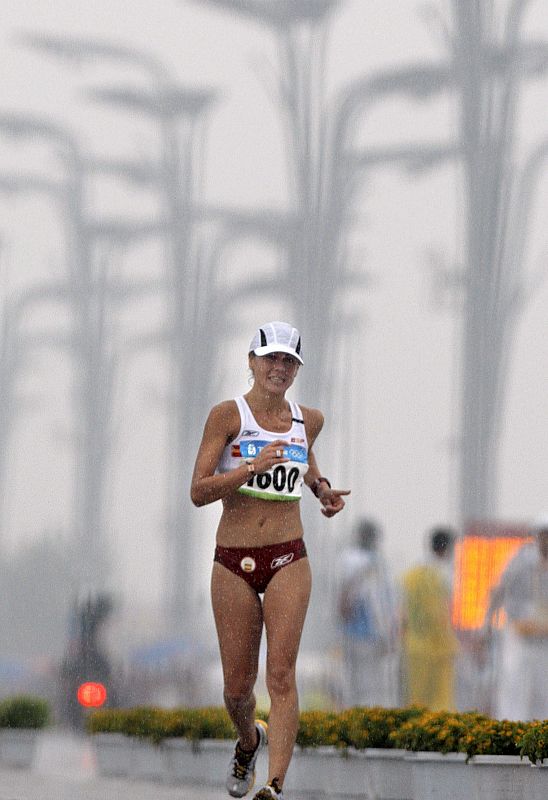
{"left": 266, "top": 662, "right": 296, "bottom": 699}
{"left": 224, "top": 675, "right": 256, "bottom": 706}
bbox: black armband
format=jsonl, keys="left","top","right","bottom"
{"left": 311, "top": 477, "right": 331, "bottom": 498}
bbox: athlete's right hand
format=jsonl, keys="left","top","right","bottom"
{"left": 250, "top": 440, "right": 289, "bottom": 474}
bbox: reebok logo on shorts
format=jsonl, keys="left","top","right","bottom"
{"left": 214, "top": 539, "right": 306, "bottom": 594}
{"left": 271, "top": 553, "right": 294, "bottom": 570}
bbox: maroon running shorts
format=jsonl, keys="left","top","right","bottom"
{"left": 213, "top": 538, "right": 307, "bottom": 594}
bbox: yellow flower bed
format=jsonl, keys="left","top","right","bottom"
{"left": 87, "top": 705, "right": 548, "bottom": 763}
{"left": 88, "top": 706, "right": 267, "bottom": 745}
{"left": 389, "top": 710, "right": 527, "bottom": 759}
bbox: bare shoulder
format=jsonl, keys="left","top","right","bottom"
{"left": 204, "top": 399, "right": 241, "bottom": 442}
{"left": 300, "top": 405, "right": 324, "bottom": 442}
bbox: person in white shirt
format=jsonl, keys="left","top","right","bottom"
{"left": 483, "top": 516, "right": 548, "bottom": 720}
{"left": 337, "top": 518, "right": 399, "bottom": 707}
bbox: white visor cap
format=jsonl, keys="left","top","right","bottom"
{"left": 249, "top": 321, "right": 303, "bottom": 364}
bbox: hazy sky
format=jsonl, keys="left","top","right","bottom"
{"left": 1, "top": 0, "right": 547, "bottom": 630}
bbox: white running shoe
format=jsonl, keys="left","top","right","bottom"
{"left": 226, "top": 720, "right": 268, "bottom": 798}
{"left": 252, "top": 779, "right": 284, "bottom": 799}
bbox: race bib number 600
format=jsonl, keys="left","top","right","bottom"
{"left": 246, "top": 464, "right": 301, "bottom": 494}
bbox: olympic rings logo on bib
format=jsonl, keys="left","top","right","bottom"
{"left": 240, "top": 557, "right": 256, "bottom": 573}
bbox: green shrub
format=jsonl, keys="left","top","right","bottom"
{"left": 296, "top": 710, "right": 342, "bottom": 748}
{"left": 520, "top": 720, "right": 548, "bottom": 764}
{"left": 0, "top": 695, "right": 50, "bottom": 729}
{"left": 159, "top": 707, "right": 236, "bottom": 743}
{"left": 86, "top": 708, "right": 132, "bottom": 735}
{"left": 87, "top": 704, "right": 546, "bottom": 757}
{"left": 88, "top": 706, "right": 267, "bottom": 745}
{"left": 343, "top": 706, "right": 426, "bottom": 750}
{"left": 389, "top": 710, "right": 489, "bottom": 754}
{"left": 458, "top": 717, "right": 527, "bottom": 759}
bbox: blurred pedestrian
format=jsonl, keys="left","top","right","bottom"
{"left": 337, "top": 518, "right": 399, "bottom": 707}
{"left": 483, "top": 516, "right": 548, "bottom": 720}
{"left": 190, "top": 321, "right": 350, "bottom": 800}
{"left": 401, "top": 527, "right": 459, "bottom": 711}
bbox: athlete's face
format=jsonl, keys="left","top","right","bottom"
{"left": 249, "top": 352, "right": 300, "bottom": 393}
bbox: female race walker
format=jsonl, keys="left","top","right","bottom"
{"left": 191, "top": 321, "right": 350, "bottom": 800}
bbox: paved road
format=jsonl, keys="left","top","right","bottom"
{"left": 0, "top": 731, "right": 225, "bottom": 800}
{"left": 0, "top": 732, "right": 322, "bottom": 800}
{"left": 0, "top": 767, "right": 234, "bottom": 800}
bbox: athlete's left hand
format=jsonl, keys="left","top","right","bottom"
{"left": 318, "top": 487, "right": 350, "bottom": 517}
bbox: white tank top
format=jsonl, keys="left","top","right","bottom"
{"left": 217, "top": 396, "right": 309, "bottom": 501}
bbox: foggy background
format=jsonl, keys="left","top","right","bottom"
{"left": 0, "top": 0, "right": 547, "bottom": 704}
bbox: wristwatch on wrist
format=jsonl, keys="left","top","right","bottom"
{"left": 311, "top": 477, "right": 331, "bottom": 497}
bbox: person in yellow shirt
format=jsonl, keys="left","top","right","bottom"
{"left": 401, "top": 527, "right": 459, "bottom": 711}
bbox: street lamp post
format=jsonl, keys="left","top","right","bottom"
{"left": 87, "top": 81, "right": 222, "bottom": 636}
{"left": 332, "top": 3, "right": 548, "bottom": 529}
{"left": 450, "top": 0, "right": 548, "bottom": 525}
{"left": 22, "top": 32, "right": 305, "bottom": 640}
{"left": 19, "top": 34, "right": 223, "bottom": 635}
{"left": 193, "top": 0, "right": 354, "bottom": 410}
{"left": 192, "top": 0, "right": 463, "bottom": 649}
{"left": 0, "top": 114, "right": 139, "bottom": 589}
{"left": 0, "top": 298, "right": 30, "bottom": 549}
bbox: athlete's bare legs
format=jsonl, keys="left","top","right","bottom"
{"left": 262, "top": 557, "right": 312, "bottom": 787}
{"left": 211, "top": 563, "right": 264, "bottom": 751}
{"left": 211, "top": 557, "right": 311, "bottom": 787}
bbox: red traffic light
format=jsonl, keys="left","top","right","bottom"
{"left": 77, "top": 681, "right": 107, "bottom": 708}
